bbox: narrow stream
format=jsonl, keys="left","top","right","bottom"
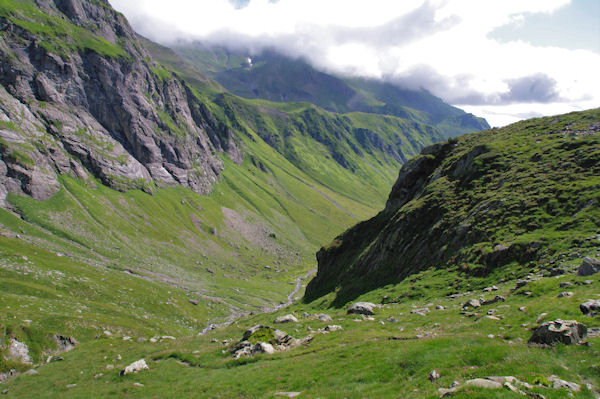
{"left": 199, "top": 268, "right": 316, "bottom": 335}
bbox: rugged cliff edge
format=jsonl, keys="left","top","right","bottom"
{"left": 305, "top": 109, "right": 600, "bottom": 304}
{"left": 0, "top": 0, "right": 240, "bottom": 203}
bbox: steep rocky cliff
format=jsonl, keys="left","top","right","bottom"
{"left": 305, "top": 109, "right": 600, "bottom": 303}
{"left": 0, "top": 0, "right": 239, "bottom": 203}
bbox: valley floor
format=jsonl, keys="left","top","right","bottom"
{"left": 2, "top": 257, "right": 598, "bottom": 398}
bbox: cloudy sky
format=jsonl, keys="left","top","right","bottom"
{"left": 110, "top": 0, "right": 600, "bottom": 126}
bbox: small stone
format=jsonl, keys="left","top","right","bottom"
{"left": 188, "top": 299, "right": 199, "bottom": 306}
{"left": 559, "top": 282, "right": 573, "bottom": 288}
{"left": 274, "top": 314, "right": 298, "bottom": 324}
{"left": 132, "top": 382, "right": 144, "bottom": 387}
{"left": 519, "top": 307, "right": 526, "bottom": 312}
{"left": 66, "top": 384, "right": 77, "bottom": 389}
{"left": 317, "top": 314, "right": 332, "bottom": 322}
{"left": 435, "top": 305, "right": 445, "bottom": 310}
{"left": 536, "top": 313, "right": 549, "bottom": 323}
{"left": 24, "top": 369, "right": 38, "bottom": 375}
{"left": 119, "top": 359, "right": 149, "bottom": 376}
{"left": 428, "top": 369, "right": 441, "bottom": 381}
{"left": 557, "top": 291, "right": 573, "bottom": 298}
{"left": 94, "top": 373, "right": 104, "bottom": 379}
{"left": 483, "top": 285, "right": 498, "bottom": 292}
{"left": 274, "top": 392, "right": 302, "bottom": 398}
{"left": 103, "top": 330, "right": 112, "bottom": 337}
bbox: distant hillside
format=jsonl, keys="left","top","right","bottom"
{"left": 173, "top": 44, "right": 490, "bottom": 138}
{"left": 305, "top": 109, "right": 600, "bottom": 304}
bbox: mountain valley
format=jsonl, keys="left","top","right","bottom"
{"left": 0, "top": 1, "right": 598, "bottom": 398}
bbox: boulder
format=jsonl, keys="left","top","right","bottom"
{"left": 323, "top": 325, "right": 343, "bottom": 333}
{"left": 462, "top": 299, "right": 481, "bottom": 309}
{"left": 577, "top": 257, "right": 600, "bottom": 276}
{"left": 253, "top": 342, "right": 274, "bottom": 355}
{"left": 580, "top": 300, "right": 600, "bottom": 315}
{"left": 482, "top": 295, "right": 505, "bottom": 306}
{"left": 274, "top": 314, "right": 298, "bottom": 324}
{"left": 528, "top": 320, "right": 587, "bottom": 345}
{"left": 465, "top": 378, "right": 503, "bottom": 389}
{"left": 548, "top": 376, "right": 581, "bottom": 392}
{"left": 347, "top": 302, "right": 377, "bottom": 315}
{"left": 119, "top": 359, "right": 149, "bottom": 376}
{"left": 557, "top": 292, "right": 573, "bottom": 298}
{"left": 52, "top": 335, "right": 78, "bottom": 352}
{"left": 317, "top": 314, "right": 332, "bottom": 322}
{"left": 6, "top": 339, "right": 32, "bottom": 364}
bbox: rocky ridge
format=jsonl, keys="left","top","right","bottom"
{"left": 0, "top": 0, "right": 240, "bottom": 203}
{"left": 306, "top": 109, "right": 600, "bottom": 302}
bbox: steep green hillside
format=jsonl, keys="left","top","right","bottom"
{"left": 306, "top": 109, "right": 600, "bottom": 304}
{"left": 0, "top": 0, "right": 451, "bottom": 382}
{"left": 172, "top": 44, "right": 490, "bottom": 138}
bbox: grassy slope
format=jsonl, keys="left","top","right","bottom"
{"left": 306, "top": 109, "right": 600, "bottom": 304}
{"left": 2, "top": 255, "right": 598, "bottom": 398}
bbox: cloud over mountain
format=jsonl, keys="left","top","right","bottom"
{"left": 110, "top": 0, "right": 600, "bottom": 126}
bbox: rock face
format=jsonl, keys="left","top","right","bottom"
{"left": 528, "top": 319, "right": 587, "bottom": 345}
{"left": 0, "top": 0, "right": 238, "bottom": 201}
{"left": 578, "top": 257, "right": 600, "bottom": 276}
{"left": 6, "top": 338, "right": 32, "bottom": 364}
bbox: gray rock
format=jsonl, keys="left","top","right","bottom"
{"left": 548, "top": 376, "right": 581, "bottom": 392}
{"left": 317, "top": 314, "right": 332, "bottom": 322}
{"left": 482, "top": 295, "right": 506, "bottom": 306}
{"left": 528, "top": 319, "right": 587, "bottom": 345}
{"left": 252, "top": 342, "right": 274, "bottom": 355}
{"left": 580, "top": 300, "right": 600, "bottom": 315}
{"left": 411, "top": 308, "right": 430, "bottom": 316}
{"left": 119, "top": 359, "right": 149, "bottom": 376}
{"left": 557, "top": 291, "right": 573, "bottom": 298}
{"left": 483, "top": 285, "right": 498, "bottom": 292}
{"left": 465, "top": 378, "right": 503, "bottom": 389}
{"left": 274, "top": 314, "right": 298, "bottom": 324}
{"left": 6, "top": 339, "right": 32, "bottom": 364}
{"left": 52, "top": 335, "right": 78, "bottom": 352}
{"left": 323, "top": 325, "right": 343, "bottom": 333}
{"left": 578, "top": 257, "right": 600, "bottom": 276}
{"left": 428, "top": 369, "right": 441, "bottom": 381}
{"left": 462, "top": 299, "right": 481, "bottom": 309}
{"left": 559, "top": 281, "right": 573, "bottom": 288}
{"left": 347, "top": 302, "right": 377, "bottom": 315}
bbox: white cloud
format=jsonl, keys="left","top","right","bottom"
{"left": 109, "top": 0, "right": 599, "bottom": 127}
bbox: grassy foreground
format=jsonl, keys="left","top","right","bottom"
{"left": 1, "top": 257, "right": 598, "bottom": 398}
